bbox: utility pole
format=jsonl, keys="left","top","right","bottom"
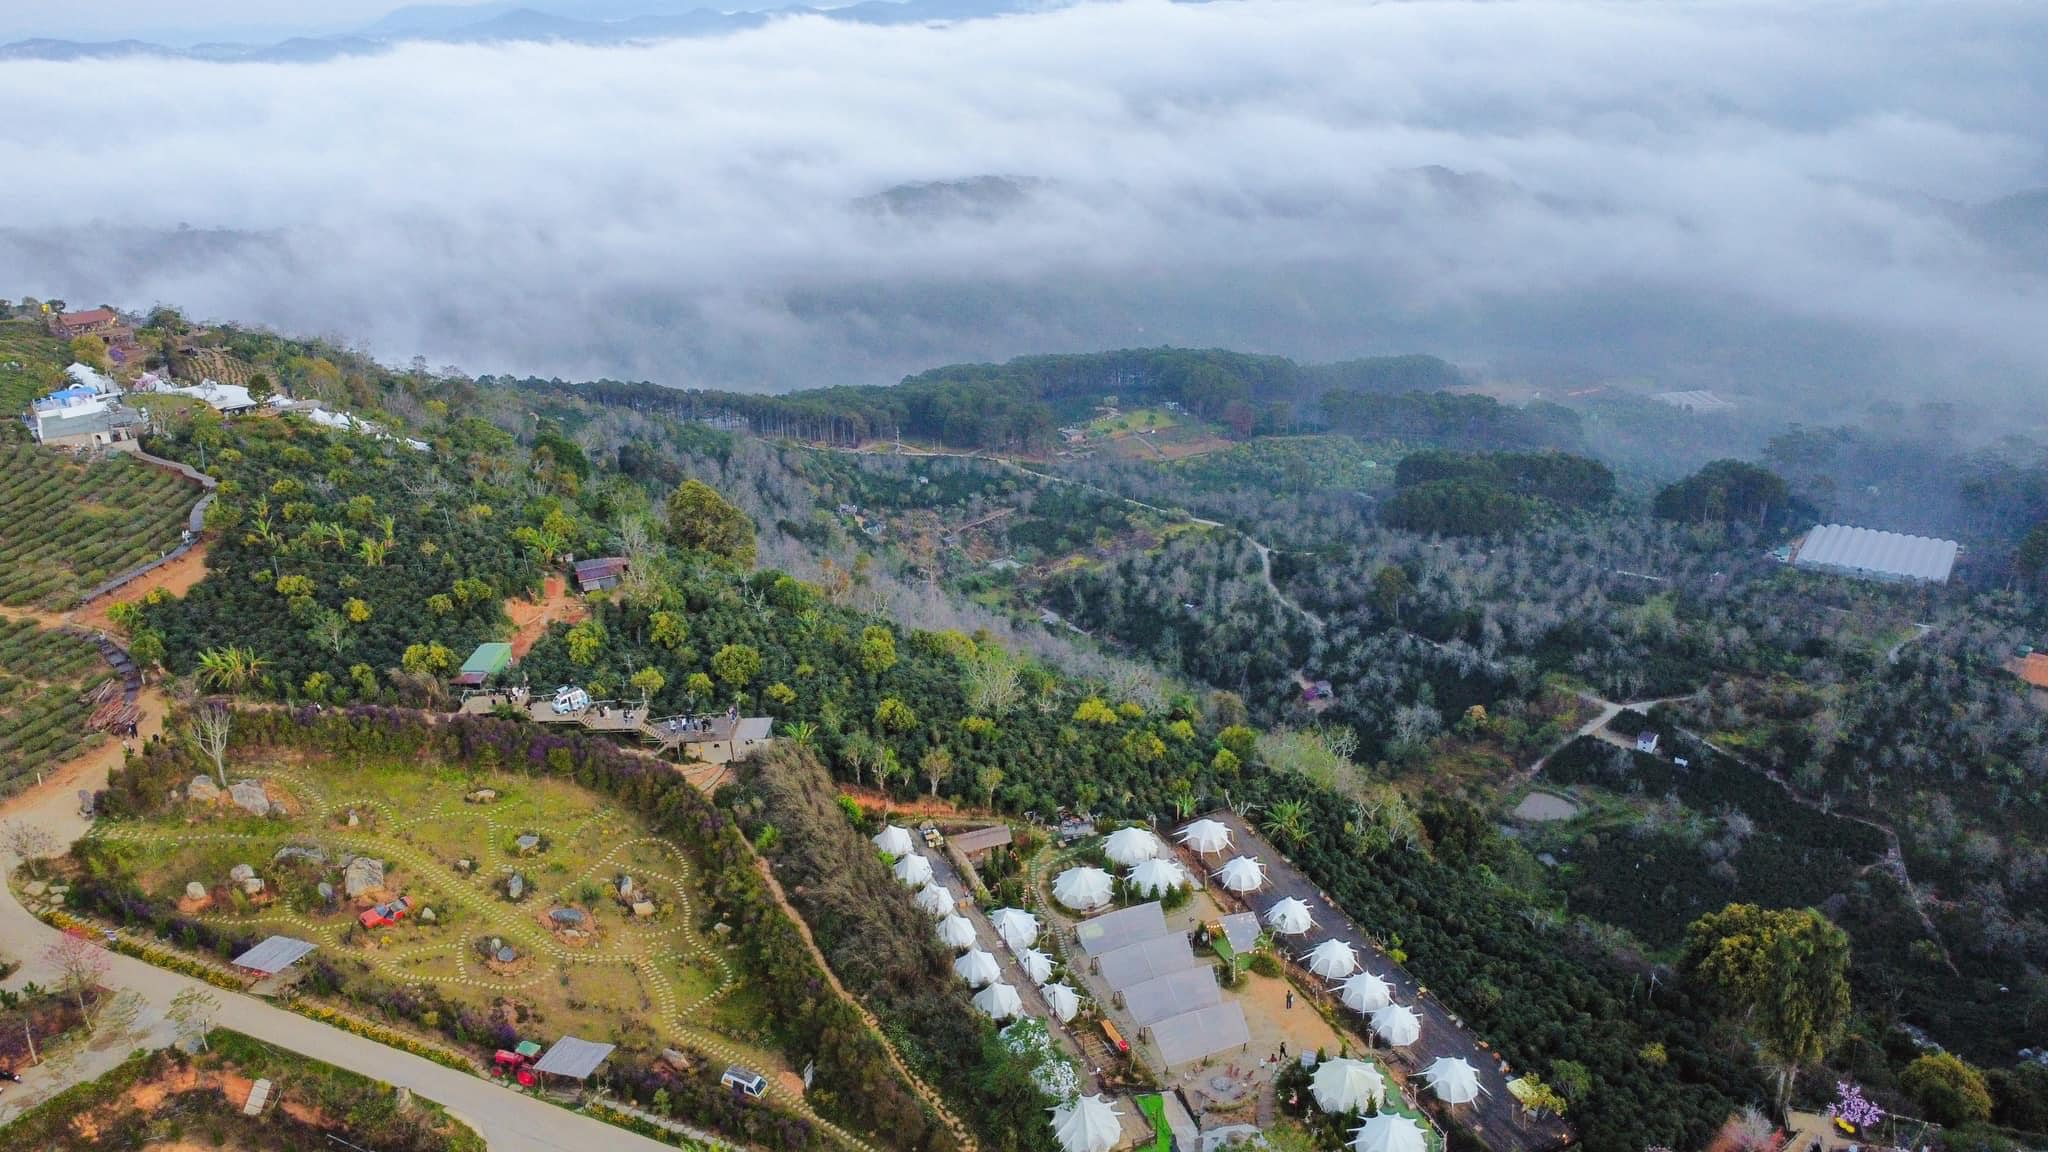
{"left": 24, "top": 1020, "right": 38, "bottom": 1064}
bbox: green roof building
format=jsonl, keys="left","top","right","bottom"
{"left": 454, "top": 642, "right": 514, "bottom": 686}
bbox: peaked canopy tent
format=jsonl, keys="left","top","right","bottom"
{"left": 1020, "top": 948, "right": 1056, "bottom": 985}
{"left": 1421, "top": 1057, "right": 1484, "bottom": 1105}
{"left": 874, "top": 825, "right": 916, "bottom": 857}
{"left": 894, "top": 853, "right": 934, "bottom": 888}
{"left": 955, "top": 948, "right": 1003, "bottom": 987}
{"left": 1370, "top": 1003, "right": 1422, "bottom": 1048}
{"left": 936, "top": 914, "right": 978, "bottom": 950}
{"left": 991, "top": 907, "right": 1040, "bottom": 951}
{"left": 1050, "top": 1094, "right": 1124, "bottom": 1152}
{"left": 1176, "top": 818, "right": 1232, "bottom": 855}
{"left": 1054, "top": 866, "right": 1115, "bottom": 911}
{"left": 1042, "top": 982, "right": 1082, "bottom": 1023}
{"left": 914, "top": 883, "right": 956, "bottom": 917}
{"left": 1127, "top": 858, "right": 1188, "bottom": 897}
{"left": 973, "top": 982, "right": 1025, "bottom": 1021}
{"left": 1352, "top": 1114, "right": 1429, "bottom": 1152}
{"left": 1215, "top": 856, "right": 1266, "bottom": 894}
{"left": 1310, "top": 1058, "right": 1386, "bottom": 1115}
{"left": 1303, "top": 938, "right": 1360, "bottom": 979}
{"left": 1337, "top": 971, "right": 1394, "bottom": 1013}
{"left": 1104, "top": 827, "right": 1164, "bottom": 867}
{"left": 1266, "top": 897, "right": 1315, "bottom": 935}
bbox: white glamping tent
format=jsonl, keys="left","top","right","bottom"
{"left": 1352, "top": 1114, "right": 1429, "bottom": 1152}
{"left": 1050, "top": 1095, "right": 1124, "bottom": 1152}
{"left": 874, "top": 825, "right": 915, "bottom": 857}
{"left": 955, "top": 948, "right": 1002, "bottom": 988}
{"left": 1127, "top": 858, "right": 1188, "bottom": 897}
{"left": 991, "top": 908, "right": 1040, "bottom": 950}
{"left": 914, "top": 883, "right": 956, "bottom": 917}
{"left": 1103, "top": 827, "right": 1163, "bottom": 867}
{"left": 1177, "top": 819, "right": 1232, "bottom": 855}
{"left": 1266, "top": 897, "right": 1315, "bottom": 935}
{"left": 1042, "top": 982, "right": 1081, "bottom": 1023}
{"left": 1337, "top": 971, "right": 1394, "bottom": 1013}
{"left": 1370, "top": 1003, "right": 1422, "bottom": 1048}
{"left": 1019, "top": 948, "right": 1056, "bottom": 985}
{"left": 1303, "top": 938, "right": 1360, "bottom": 979}
{"left": 1422, "top": 1056, "right": 1484, "bottom": 1105}
{"left": 1053, "top": 866, "right": 1114, "bottom": 911}
{"left": 1215, "top": 856, "right": 1267, "bottom": 893}
{"left": 973, "top": 982, "right": 1025, "bottom": 1021}
{"left": 1310, "top": 1058, "right": 1386, "bottom": 1114}
{"left": 894, "top": 853, "right": 934, "bottom": 888}
{"left": 935, "top": 914, "right": 977, "bottom": 950}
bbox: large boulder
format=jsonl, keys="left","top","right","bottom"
{"left": 185, "top": 882, "right": 208, "bottom": 902}
{"left": 188, "top": 775, "right": 221, "bottom": 803}
{"left": 228, "top": 863, "right": 256, "bottom": 883}
{"left": 228, "top": 780, "right": 271, "bottom": 816}
{"left": 343, "top": 857, "right": 386, "bottom": 898}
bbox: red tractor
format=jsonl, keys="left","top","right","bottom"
{"left": 357, "top": 896, "right": 412, "bottom": 930}
{"left": 493, "top": 1048, "right": 539, "bottom": 1087}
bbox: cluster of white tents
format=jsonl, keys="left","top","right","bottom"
{"left": 878, "top": 825, "right": 1070, "bottom": 1022}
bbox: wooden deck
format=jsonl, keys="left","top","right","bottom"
{"left": 456, "top": 691, "right": 774, "bottom": 763}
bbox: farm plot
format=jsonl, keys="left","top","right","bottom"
{"left": 0, "top": 317, "right": 70, "bottom": 428}
{"left": 0, "top": 443, "right": 201, "bottom": 608}
{"left": 90, "top": 754, "right": 772, "bottom": 1071}
{"left": 0, "top": 618, "right": 112, "bottom": 795}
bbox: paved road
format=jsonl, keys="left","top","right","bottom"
{"left": 0, "top": 763, "right": 674, "bottom": 1152}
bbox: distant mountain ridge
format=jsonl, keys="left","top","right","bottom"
{"left": 0, "top": 0, "right": 1043, "bottom": 62}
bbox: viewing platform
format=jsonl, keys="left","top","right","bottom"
{"left": 457, "top": 688, "right": 775, "bottom": 764}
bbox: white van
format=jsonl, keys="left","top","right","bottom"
{"left": 721, "top": 1066, "right": 767, "bottom": 1099}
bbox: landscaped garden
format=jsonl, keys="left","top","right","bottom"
{"left": 76, "top": 748, "right": 767, "bottom": 1072}
{"left": 0, "top": 618, "right": 114, "bottom": 795}
{"left": 0, "top": 442, "right": 201, "bottom": 609}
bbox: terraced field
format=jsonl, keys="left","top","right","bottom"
{"left": 0, "top": 316, "right": 70, "bottom": 429}
{"left": 0, "top": 443, "right": 201, "bottom": 609}
{"left": 0, "top": 618, "right": 112, "bottom": 794}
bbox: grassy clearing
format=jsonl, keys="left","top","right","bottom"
{"left": 89, "top": 752, "right": 772, "bottom": 1069}
{"left": 0, "top": 618, "right": 111, "bottom": 793}
{"left": 0, "top": 443, "right": 200, "bottom": 609}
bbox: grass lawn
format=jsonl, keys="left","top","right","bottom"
{"left": 88, "top": 752, "right": 769, "bottom": 1070}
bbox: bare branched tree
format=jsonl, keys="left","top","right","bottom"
{"left": 187, "top": 702, "right": 233, "bottom": 787}
{"left": 1, "top": 820, "right": 57, "bottom": 879}
{"left": 168, "top": 987, "right": 221, "bottom": 1052}
{"left": 43, "top": 934, "right": 109, "bottom": 1025}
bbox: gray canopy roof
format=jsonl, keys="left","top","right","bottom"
{"left": 532, "top": 1036, "right": 616, "bottom": 1080}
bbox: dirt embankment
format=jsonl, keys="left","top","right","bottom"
{"left": 506, "top": 575, "right": 586, "bottom": 659}
{"left": 73, "top": 543, "right": 211, "bottom": 633}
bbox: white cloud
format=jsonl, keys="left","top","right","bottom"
{"left": 0, "top": 0, "right": 2043, "bottom": 396}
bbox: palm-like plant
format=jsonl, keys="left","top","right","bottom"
{"left": 1263, "top": 798, "right": 1311, "bottom": 847}
{"left": 781, "top": 720, "right": 818, "bottom": 749}
{"left": 195, "top": 646, "right": 268, "bottom": 692}
{"left": 358, "top": 537, "right": 388, "bottom": 568}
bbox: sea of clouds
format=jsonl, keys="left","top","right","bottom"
{"left": 1, "top": 0, "right": 2043, "bottom": 400}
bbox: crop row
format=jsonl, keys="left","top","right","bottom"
{"left": 0, "top": 444, "right": 198, "bottom": 608}
{"left": 0, "top": 620, "right": 110, "bottom": 790}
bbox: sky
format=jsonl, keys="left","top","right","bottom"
{"left": 1, "top": 0, "right": 2044, "bottom": 403}
{"left": 0, "top": 0, "right": 405, "bottom": 42}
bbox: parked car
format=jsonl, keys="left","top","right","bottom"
{"left": 722, "top": 1066, "right": 768, "bottom": 1099}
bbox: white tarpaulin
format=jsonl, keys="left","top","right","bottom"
{"left": 1352, "top": 1114, "right": 1428, "bottom": 1152}
{"left": 1054, "top": 866, "right": 1114, "bottom": 911}
{"left": 1148, "top": 1002, "right": 1250, "bottom": 1068}
{"left": 1215, "top": 856, "right": 1266, "bottom": 893}
{"left": 1097, "top": 934, "right": 1197, "bottom": 989}
{"left": 1337, "top": 971, "right": 1393, "bottom": 1013}
{"left": 914, "top": 883, "right": 956, "bottom": 917}
{"left": 936, "top": 914, "right": 977, "bottom": 950}
{"left": 874, "top": 825, "right": 915, "bottom": 857}
{"left": 991, "top": 907, "right": 1040, "bottom": 950}
{"left": 1127, "top": 858, "right": 1188, "bottom": 896}
{"left": 894, "top": 853, "right": 933, "bottom": 888}
{"left": 1042, "top": 981, "right": 1082, "bottom": 1023}
{"left": 1122, "top": 966, "right": 1222, "bottom": 1027}
{"left": 1176, "top": 819, "right": 1232, "bottom": 854}
{"left": 955, "top": 948, "right": 1002, "bottom": 987}
{"left": 973, "top": 982, "right": 1025, "bottom": 1021}
{"left": 1311, "top": 1058, "right": 1386, "bottom": 1114}
{"left": 1020, "top": 948, "right": 1056, "bottom": 985}
{"left": 1303, "top": 938, "right": 1360, "bottom": 979}
{"left": 1422, "top": 1056, "right": 1484, "bottom": 1104}
{"left": 1050, "top": 1095, "right": 1124, "bottom": 1152}
{"left": 1370, "top": 1003, "right": 1422, "bottom": 1047}
{"left": 1075, "top": 901, "right": 1167, "bottom": 956}
{"left": 1266, "top": 897, "right": 1314, "bottom": 935}
{"left": 1104, "top": 827, "right": 1163, "bottom": 866}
